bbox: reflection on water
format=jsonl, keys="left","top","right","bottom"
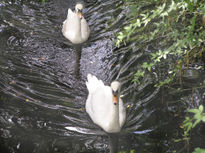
{"left": 1, "top": 0, "right": 205, "bottom": 152}
{"left": 108, "top": 133, "right": 119, "bottom": 153}
{"left": 74, "top": 45, "right": 82, "bottom": 76}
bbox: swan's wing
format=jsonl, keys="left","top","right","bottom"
{"left": 85, "top": 74, "right": 105, "bottom": 118}
{"left": 62, "top": 20, "right": 67, "bottom": 34}
{"left": 62, "top": 8, "right": 81, "bottom": 42}
{"left": 62, "top": 9, "right": 73, "bottom": 33}
{"left": 86, "top": 74, "right": 104, "bottom": 94}
{"left": 67, "top": 8, "right": 73, "bottom": 18}
{"left": 86, "top": 86, "right": 113, "bottom": 128}
{"left": 66, "top": 9, "right": 80, "bottom": 29}
{"left": 86, "top": 74, "right": 112, "bottom": 125}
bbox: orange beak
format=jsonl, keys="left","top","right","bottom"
{"left": 113, "top": 95, "right": 118, "bottom": 105}
{"left": 77, "top": 12, "right": 83, "bottom": 19}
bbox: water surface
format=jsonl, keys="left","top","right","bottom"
{"left": 1, "top": 0, "right": 205, "bottom": 153}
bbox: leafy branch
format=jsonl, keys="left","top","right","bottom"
{"left": 183, "top": 105, "right": 205, "bottom": 136}
{"left": 115, "top": 0, "right": 205, "bottom": 86}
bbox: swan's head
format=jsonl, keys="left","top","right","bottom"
{"left": 111, "top": 81, "right": 121, "bottom": 105}
{"left": 75, "top": 3, "right": 84, "bottom": 19}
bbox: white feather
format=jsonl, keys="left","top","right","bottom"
{"left": 85, "top": 74, "right": 126, "bottom": 133}
{"left": 62, "top": 4, "right": 90, "bottom": 44}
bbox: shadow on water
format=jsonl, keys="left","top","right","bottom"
{"left": 1, "top": 0, "right": 205, "bottom": 153}
{"left": 74, "top": 45, "right": 82, "bottom": 77}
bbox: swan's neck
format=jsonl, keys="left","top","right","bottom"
{"left": 75, "top": 15, "right": 82, "bottom": 37}
{"left": 109, "top": 99, "right": 120, "bottom": 130}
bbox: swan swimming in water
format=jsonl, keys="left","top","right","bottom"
{"left": 62, "top": 3, "right": 90, "bottom": 44}
{"left": 85, "top": 74, "right": 126, "bottom": 133}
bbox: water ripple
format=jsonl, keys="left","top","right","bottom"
{"left": 0, "top": 0, "right": 162, "bottom": 152}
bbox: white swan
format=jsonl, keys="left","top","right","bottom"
{"left": 85, "top": 74, "right": 126, "bottom": 133}
{"left": 62, "top": 3, "right": 90, "bottom": 44}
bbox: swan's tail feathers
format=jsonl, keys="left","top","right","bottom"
{"left": 86, "top": 74, "right": 104, "bottom": 94}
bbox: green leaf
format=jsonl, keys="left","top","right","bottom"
{"left": 189, "top": 109, "right": 200, "bottom": 114}
{"left": 184, "top": 122, "right": 192, "bottom": 129}
{"left": 160, "top": 11, "right": 168, "bottom": 18}
{"left": 168, "top": 1, "right": 177, "bottom": 12}
{"left": 193, "top": 147, "right": 205, "bottom": 153}
{"left": 193, "top": 113, "right": 201, "bottom": 120}
{"left": 202, "top": 116, "right": 205, "bottom": 122}
{"left": 199, "top": 105, "right": 204, "bottom": 113}
{"left": 184, "top": 123, "right": 193, "bottom": 135}
{"left": 130, "top": 150, "right": 135, "bottom": 153}
{"left": 193, "top": 119, "right": 201, "bottom": 128}
{"left": 124, "top": 26, "right": 130, "bottom": 30}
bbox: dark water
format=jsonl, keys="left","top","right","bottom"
{"left": 1, "top": 0, "right": 205, "bottom": 153}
